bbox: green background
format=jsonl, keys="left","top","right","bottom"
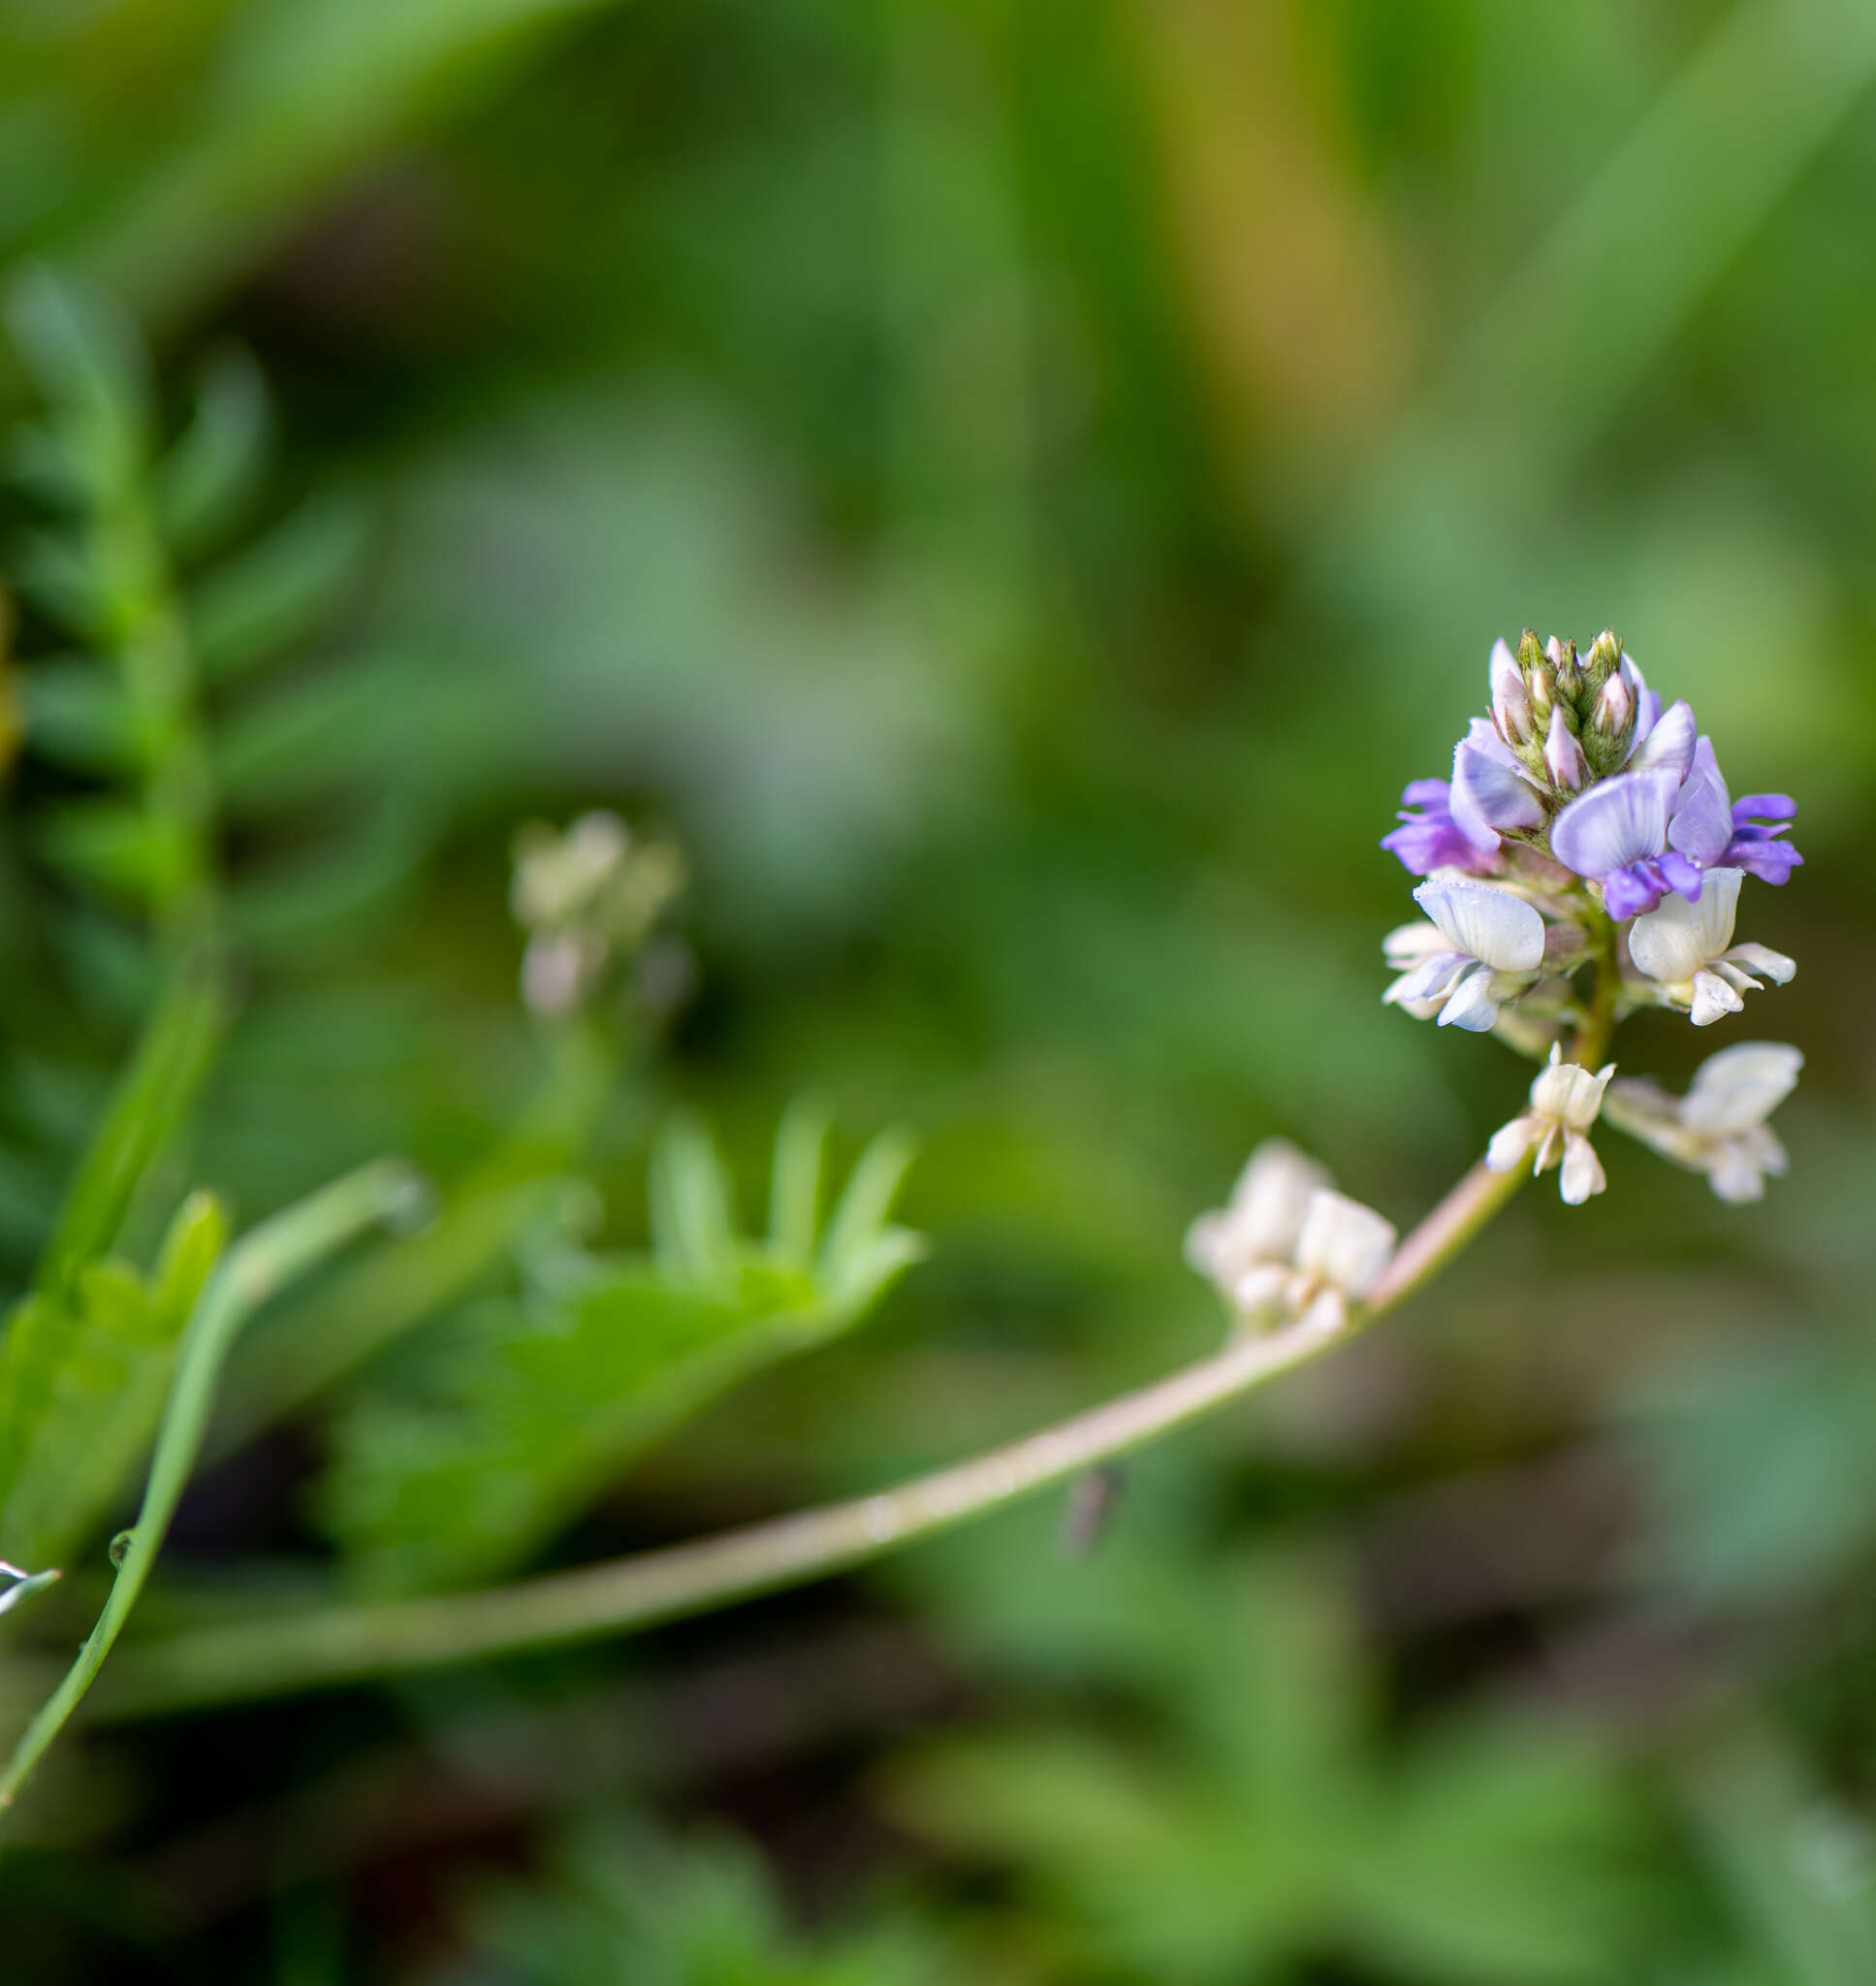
{"left": 4, "top": 0, "right": 1876, "bottom": 1977}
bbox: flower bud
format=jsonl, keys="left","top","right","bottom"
{"left": 1544, "top": 705, "right": 1588, "bottom": 792}
{"left": 1547, "top": 634, "right": 1582, "bottom": 705}
{"left": 1581, "top": 627, "right": 1621, "bottom": 697}
{"left": 1516, "top": 630, "right": 1555, "bottom": 726}
{"left": 1584, "top": 664, "right": 1637, "bottom": 776}
{"left": 1490, "top": 644, "right": 1535, "bottom": 746}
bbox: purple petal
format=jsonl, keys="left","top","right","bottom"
{"left": 1602, "top": 866, "right": 1658, "bottom": 920}
{"left": 1452, "top": 732, "right": 1544, "bottom": 840}
{"left": 1383, "top": 778, "right": 1500, "bottom": 876}
{"left": 1549, "top": 769, "right": 1674, "bottom": 879}
{"left": 1667, "top": 738, "right": 1733, "bottom": 868}
{"left": 1728, "top": 837, "right": 1804, "bottom": 884}
{"left": 1659, "top": 849, "right": 1705, "bottom": 903}
{"left": 1628, "top": 698, "right": 1697, "bottom": 782}
{"left": 1731, "top": 793, "right": 1797, "bottom": 825}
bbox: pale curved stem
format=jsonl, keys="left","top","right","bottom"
{"left": 92, "top": 981, "right": 1621, "bottom": 1723}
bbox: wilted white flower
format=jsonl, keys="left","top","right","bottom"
{"left": 1627, "top": 866, "right": 1794, "bottom": 1026}
{"left": 1383, "top": 880, "right": 1546, "bottom": 1032}
{"left": 1603, "top": 1041, "right": 1802, "bottom": 1202}
{"left": 1185, "top": 1140, "right": 1331, "bottom": 1302}
{"left": 1485, "top": 1043, "right": 1616, "bottom": 1204}
{"left": 1233, "top": 1188, "right": 1398, "bottom": 1334}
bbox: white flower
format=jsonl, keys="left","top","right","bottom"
{"left": 1627, "top": 866, "right": 1795, "bottom": 1026}
{"left": 1604, "top": 1041, "right": 1802, "bottom": 1202}
{"left": 1484, "top": 1044, "right": 1616, "bottom": 1203}
{"left": 1383, "top": 880, "right": 1546, "bottom": 1032}
{"left": 1184, "top": 1139, "right": 1332, "bottom": 1301}
{"left": 1233, "top": 1188, "right": 1398, "bottom": 1334}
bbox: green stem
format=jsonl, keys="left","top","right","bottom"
{"left": 93, "top": 958, "right": 1629, "bottom": 1723}
{"left": 0, "top": 1160, "right": 421, "bottom": 1811}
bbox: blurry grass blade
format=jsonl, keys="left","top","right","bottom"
{"left": 0, "top": 1192, "right": 227, "bottom": 1569}
{"left": 36, "top": 959, "right": 221, "bottom": 1297}
{"left": 768, "top": 1096, "right": 830, "bottom": 1264}
{"left": 20, "top": 656, "right": 144, "bottom": 774}
{"left": 0, "top": 1159, "right": 423, "bottom": 1813}
{"left": 190, "top": 493, "right": 370, "bottom": 684}
{"left": 156, "top": 345, "right": 270, "bottom": 556}
{"left": 0, "top": 1567, "right": 59, "bottom": 1624}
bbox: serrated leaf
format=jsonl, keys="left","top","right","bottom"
{"left": 20, "top": 655, "right": 144, "bottom": 773}
{"left": 323, "top": 1113, "right": 923, "bottom": 1592}
{"left": 211, "top": 647, "right": 429, "bottom": 817}
{"left": 0, "top": 1190, "right": 227, "bottom": 1568}
{"left": 155, "top": 346, "right": 270, "bottom": 557}
{"left": 225, "top": 792, "right": 434, "bottom": 959}
{"left": 35, "top": 797, "right": 195, "bottom": 908}
{"left": 190, "top": 494, "right": 370, "bottom": 684}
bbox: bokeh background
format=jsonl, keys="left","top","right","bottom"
{"left": 5, "top": 0, "right": 1876, "bottom": 1978}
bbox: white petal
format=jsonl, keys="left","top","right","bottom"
{"left": 1227, "top": 1140, "right": 1334, "bottom": 1260}
{"left": 1681, "top": 1042, "right": 1802, "bottom": 1137}
{"left": 1385, "top": 949, "right": 1471, "bottom": 1007}
{"left": 1707, "top": 1146, "right": 1766, "bottom": 1202}
{"left": 1558, "top": 1129, "right": 1606, "bottom": 1204}
{"left": 1413, "top": 881, "right": 1545, "bottom": 973}
{"left": 1530, "top": 1055, "right": 1614, "bottom": 1131}
{"left": 1689, "top": 969, "right": 1745, "bottom": 1027}
{"left": 1293, "top": 1189, "right": 1396, "bottom": 1298}
{"left": 1232, "top": 1263, "right": 1294, "bottom": 1315}
{"left": 1628, "top": 867, "right": 1742, "bottom": 985}
{"left": 1723, "top": 942, "right": 1796, "bottom": 985}
{"left": 1435, "top": 964, "right": 1500, "bottom": 1031}
{"left": 1383, "top": 920, "right": 1451, "bottom": 970}
{"left": 1296, "top": 1288, "right": 1350, "bottom": 1335}
{"left": 1485, "top": 1115, "right": 1539, "bottom": 1174}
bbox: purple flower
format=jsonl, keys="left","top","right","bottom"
{"left": 1449, "top": 718, "right": 1545, "bottom": 851}
{"left": 1549, "top": 767, "right": 1704, "bottom": 917}
{"left": 1666, "top": 737, "right": 1802, "bottom": 885}
{"left": 1382, "top": 778, "right": 1499, "bottom": 877}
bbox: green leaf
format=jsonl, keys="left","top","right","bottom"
{"left": 155, "top": 345, "right": 270, "bottom": 557}
{"left": 19, "top": 655, "right": 145, "bottom": 774}
{"left": 0, "top": 1191, "right": 227, "bottom": 1569}
{"left": 458, "top": 1809, "right": 944, "bottom": 1986}
{"left": 322, "top": 1113, "right": 924, "bottom": 1593}
{"left": 189, "top": 493, "right": 370, "bottom": 684}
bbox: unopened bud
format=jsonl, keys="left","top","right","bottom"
{"left": 1490, "top": 643, "right": 1535, "bottom": 745}
{"left": 1590, "top": 667, "right": 1635, "bottom": 740}
{"left": 1582, "top": 628, "right": 1621, "bottom": 694}
{"left": 1544, "top": 705, "right": 1588, "bottom": 792}
{"left": 1547, "top": 634, "right": 1582, "bottom": 704}
{"left": 1583, "top": 663, "right": 1638, "bottom": 777}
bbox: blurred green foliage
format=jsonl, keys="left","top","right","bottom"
{"left": 0, "top": 0, "right": 1875, "bottom": 1978}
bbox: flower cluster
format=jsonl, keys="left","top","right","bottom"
{"left": 1375, "top": 631, "right": 1803, "bottom": 1203}
{"left": 1186, "top": 1141, "right": 1396, "bottom": 1334}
